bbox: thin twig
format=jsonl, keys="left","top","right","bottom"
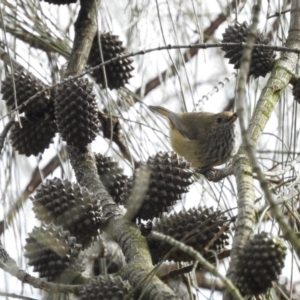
{"left": 0, "top": 291, "right": 37, "bottom": 300}
{"left": 2, "top": 42, "right": 300, "bottom": 121}
{"left": 124, "top": 165, "right": 151, "bottom": 221}
{"left": 263, "top": 154, "right": 300, "bottom": 177}
{"left": 0, "top": 120, "right": 14, "bottom": 153}
{"left": 194, "top": 73, "right": 237, "bottom": 112}
{"left": 268, "top": 9, "right": 291, "bottom": 19}
{"left": 98, "top": 111, "right": 140, "bottom": 168}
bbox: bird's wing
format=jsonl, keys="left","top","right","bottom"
{"left": 167, "top": 113, "right": 196, "bottom": 140}
{"left": 169, "top": 112, "right": 214, "bottom": 141}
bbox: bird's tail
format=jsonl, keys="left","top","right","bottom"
{"left": 149, "top": 106, "right": 172, "bottom": 117}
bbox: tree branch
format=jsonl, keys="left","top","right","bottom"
{"left": 224, "top": 3, "right": 262, "bottom": 298}
{"left": 64, "top": 1, "right": 177, "bottom": 298}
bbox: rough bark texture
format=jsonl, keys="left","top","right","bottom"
{"left": 114, "top": 220, "right": 179, "bottom": 299}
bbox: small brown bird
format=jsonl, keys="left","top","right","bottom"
{"left": 149, "top": 106, "right": 240, "bottom": 168}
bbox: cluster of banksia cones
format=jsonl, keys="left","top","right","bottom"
{"left": 0, "top": 31, "right": 134, "bottom": 156}
{"left": 1, "top": 73, "right": 101, "bottom": 155}
{"left": 0, "top": 7, "right": 292, "bottom": 298}
{"left": 221, "top": 21, "right": 276, "bottom": 78}
{"left": 1, "top": 69, "right": 56, "bottom": 156}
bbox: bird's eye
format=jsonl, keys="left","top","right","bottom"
{"left": 216, "top": 117, "right": 222, "bottom": 124}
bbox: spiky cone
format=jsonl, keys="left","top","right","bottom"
{"left": 87, "top": 32, "right": 134, "bottom": 89}
{"left": 24, "top": 224, "right": 82, "bottom": 282}
{"left": 31, "top": 178, "right": 102, "bottom": 249}
{"left": 236, "top": 232, "right": 286, "bottom": 296}
{"left": 221, "top": 22, "right": 275, "bottom": 78}
{"left": 54, "top": 77, "right": 100, "bottom": 151}
{"left": 1, "top": 69, "right": 51, "bottom": 115}
{"left": 39, "top": 0, "right": 77, "bottom": 4}
{"left": 26, "top": 95, "right": 56, "bottom": 122}
{"left": 95, "top": 154, "right": 128, "bottom": 204}
{"left": 147, "top": 207, "right": 230, "bottom": 264}
{"left": 290, "top": 77, "right": 300, "bottom": 104}
{"left": 78, "top": 276, "right": 133, "bottom": 300}
{"left": 10, "top": 116, "right": 56, "bottom": 156}
{"left": 121, "top": 151, "right": 194, "bottom": 220}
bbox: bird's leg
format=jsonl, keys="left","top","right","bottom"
{"left": 196, "top": 165, "right": 234, "bottom": 182}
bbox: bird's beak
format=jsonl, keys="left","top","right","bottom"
{"left": 230, "top": 112, "right": 238, "bottom": 122}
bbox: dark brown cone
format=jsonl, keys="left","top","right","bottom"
{"left": 87, "top": 32, "right": 134, "bottom": 90}
{"left": 54, "top": 77, "right": 100, "bottom": 151}
{"left": 121, "top": 151, "right": 194, "bottom": 220}
{"left": 1, "top": 69, "right": 51, "bottom": 115}
{"left": 78, "top": 276, "right": 133, "bottom": 300}
{"left": 31, "top": 178, "right": 102, "bottom": 249}
{"left": 24, "top": 224, "right": 81, "bottom": 282}
{"left": 236, "top": 232, "right": 286, "bottom": 296}
{"left": 95, "top": 154, "right": 128, "bottom": 204}
{"left": 10, "top": 116, "right": 56, "bottom": 156}
{"left": 147, "top": 207, "right": 229, "bottom": 263}
{"left": 221, "top": 22, "right": 275, "bottom": 78}
{"left": 26, "top": 94, "right": 56, "bottom": 122}
{"left": 290, "top": 77, "right": 300, "bottom": 104}
{"left": 39, "top": 0, "right": 77, "bottom": 4}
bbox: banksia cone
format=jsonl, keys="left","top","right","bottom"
{"left": 95, "top": 154, "right": 128, "bottom": 204}
{"left": 24, "top": 224, "right": 81, "bottom": 282}
{"left": 78, "top": 276, "right": 133, "bottom": 300}
{"left": 39, "top": 0, "right": 77, "bottom": 4}
{"left": 236, "top": 232, "right": 286, "bottom": 296}
{"left": 31, "top": 178, "right": 102, "bottom": 249}
{"left": 54, "top": 77, "right": 100, "bottom": 151}
{"left": 121, "top": 151, "right": 194, "bottom": 220}
{"left": 221, "top": 22, "right": 275, "bottom": 78}
{"left": 290, "top": 77, "right": 300, "bottom": 104}
{"left": 1, "top": 69, "right": 51, "bottom": 115}
{"left": 147, "top": 207, "right": 230, "bottom": 263}
{"left": 87, "top": 32, "right": 134, "bottom": 89}
{"left": 10, "top": 116, "right": 56, "bottom": 156}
